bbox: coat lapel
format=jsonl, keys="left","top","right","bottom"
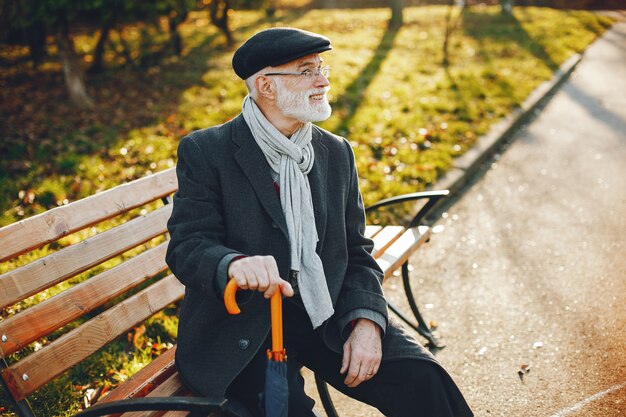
{"left": 231, "top": 115, "right": 289, "bottom": 239}
{"left": 309, "top": 127, "right": 328, "bottom": 246}
{"left": 231, "top": 115, "right": 329, "bottom": 249}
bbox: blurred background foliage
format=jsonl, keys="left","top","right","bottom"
{"left": 0, "top": 0, "right": 614, "bottom": 228}
{"left": 0, "top": 2, "right": 616, "bottom": 413}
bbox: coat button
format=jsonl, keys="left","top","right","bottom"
{"left": 238, "top": 339, "right": 250, "bottom": 350}
{"left": 271, "top": 222, "right": 279, "bottom": 229}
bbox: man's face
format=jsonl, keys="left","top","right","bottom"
{"left": 273, "top": 54, "right": 332, "bottom": 123}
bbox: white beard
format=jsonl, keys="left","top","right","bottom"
{"left": 275, "top": 79, "right": 332, "bottom": 123}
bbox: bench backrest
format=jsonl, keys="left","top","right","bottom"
{"left": 0, "top": 168, "right": 180, "bottom": 411}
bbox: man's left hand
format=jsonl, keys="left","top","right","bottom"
{"left": 340, "top": 318, "right": 382, "bottom": 388}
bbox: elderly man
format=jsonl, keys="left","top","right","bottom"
{"left": 166, "top": 27, "right": 473, "bottom": 417}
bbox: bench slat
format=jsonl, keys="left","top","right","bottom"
{"left": 370, "top": 226, "right": 406, "bottom": 259}
{"left": 0, "top": 243, "right": 169, "bottom": 357}
{"left": 0, "top": 168, "right": 177, "bottom": 262}
{"left": 0, "top": 204, "right": 172, "bottom": 309}
{"left": 119, "top": 373, "right": 189, "bottom": 417}
{"left": 364, "top": 225, "right": 382, "bottom": 239}
{"left": 377, "top": 226, "right": 431, "bottom": 280}
{"left": 146, "top": 373, "right": 186, "bottom": 398}
{"left": 1, "top": 275, "right": 184, "bottom": 401}
{"left": 100, "top": 347, "right": 178, "bottom": 404}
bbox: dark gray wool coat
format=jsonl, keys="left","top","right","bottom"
{"left": 165, "top": 114, "right": 435, "bottom": 399}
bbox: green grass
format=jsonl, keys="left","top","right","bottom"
{"left": 0, "top": 5, "right": 614, "bottom": 416}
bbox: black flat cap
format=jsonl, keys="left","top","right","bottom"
{"left": 232, "top": 27, "right": 332, "bottom": 80}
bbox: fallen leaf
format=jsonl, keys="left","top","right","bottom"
{"left": 130, "top": 324, "right": 146, "bottom": 348}
{"left": 518, "top": 364, "right": 531, "bottom": 383}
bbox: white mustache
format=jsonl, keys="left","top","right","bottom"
{"left": 308, "top": 87, "right": 330, "bottom": 97}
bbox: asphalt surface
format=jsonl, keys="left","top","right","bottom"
{"left": 303, "top": 21, "right": 626, "bottom": 417}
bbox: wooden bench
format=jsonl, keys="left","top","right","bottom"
{"left": 0, "top": 167, "right": 448, "bottom": 417}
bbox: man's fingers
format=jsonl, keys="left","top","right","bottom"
{"left": 262, "top": 256, "right": 281, "bottom": 298}
{"left": 343, "top": 344, "right": 365, "bottom": 386}
{"left": 352, "top": 357, "right": 373, "bottom": 386}
{"left": 232, "top": 269, "right": 249, "bottom": 290}
{"left": 243, "top": 268, "right": 259, "bottom": 290}
{"left": 362, "top": 359, "right": 378, "bottom": 382}
{"left": 369, "top": 352, "right": 383, "bottom": 376}
{"left": 360, "top": 352, "right": 380, "bottom": 376}
{"left": 357, "top": 364, "right": 372, "bottom": 386}
{"left": 344, "top": 358, "right": 362, "bottom": 387}
{"left": 229, "top": 256, "right": 295, "bottom": 299}
{"left": 372, "top": 359, "right": 381, "bottom": 376}
{"left": 261, "top": 256, "right": 280, "bottom": 292}
{"left": 255, "top": 270, "right": 269, "bottom": 292}
{"left": 263, "top": 279, "right": 294, "bottom": 298}
{"left": 279, "top": 279, "right": 294, "bottom": 297}
{"left": 230, "top": 256, "right": 284, "bottom": 294}
{"left": 230, "top": 261, "right": 256, "bottom": 290}
{"left": 340, "top": 342, "right": 351, "bottom": 375}
{"left": 338, "top": 319, "right": 384, "bottom": 387}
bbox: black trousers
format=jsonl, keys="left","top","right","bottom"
{"left": 226, "top": 297, "right": 473, "bottom": 417}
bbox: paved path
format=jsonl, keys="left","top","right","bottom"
{"left": 305, "top": 21, "right": 626, "bottom": 417}
{"left": 403, "top": 21, "right": 626, "bottom": 417}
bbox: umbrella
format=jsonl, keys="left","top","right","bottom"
{"left": 225, "top": 280, "right": 288, "bottom": 417}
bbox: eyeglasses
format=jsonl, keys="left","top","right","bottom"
{"left": 263, "top": 66, "right": 331, "bottom": 79}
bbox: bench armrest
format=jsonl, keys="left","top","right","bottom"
{"left": 76, "top": 396, "right": 232, "bottom": 417}
{"left": 365, "top": 190, "right": 449, "bottom": 228}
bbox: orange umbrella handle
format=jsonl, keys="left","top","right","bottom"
{"left": 223, "top": 279, "right": 284, "bottom": 358}
{"left": 270, "top": 288, "right": 283, "bottom": 358}
{"left": 224, "top": 279, "right": 241, "bottom": 314}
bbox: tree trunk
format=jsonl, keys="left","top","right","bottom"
{"left": 390, "top": 0, "right": 404, "bottom": 28}
{"left": 169, "top": 20, "right": 183, "bottom": 56}
{"left": 115, "top": 26, "right": 135, "bottom": 65}
{"left": 26, "top": 26, "right": 47, "bottom": 70}
{"left": 442, "top": 0, "right": 466, "bottom": 67}
{"left": 209, "top": 0, "right": 233, "bottom": 46}
{"left": 169, "top": 10, "right": 189, "bottom": 56}
{"left": 501, "top": 0, "right": 514, "bottom": 15}
{"left": 90, "top": 21, "right": 112, "bottom": 73}
{"left": 266, "top": 0, "right": 277, "bottom": 18}
{"left": 55, "top": 30, "right": 95, "bottom": 109}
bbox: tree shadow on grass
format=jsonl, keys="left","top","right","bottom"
{"left": 0, "top": 9, "right": 308, "bottom": 226}
{"left": 331, "top": 19, "right": 402, "bottom": 137}
{"left": 462, "top": 8, "right": 559, "bottom": 72}
{"left": 445, "top": 8, "right": 559, "bottom": 125}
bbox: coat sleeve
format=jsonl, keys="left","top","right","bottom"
{"left": 333, "top": 139, "right": 388, "bottom": 337}
{"left": 166, "top": 134, "right": 244, "bottom": 297}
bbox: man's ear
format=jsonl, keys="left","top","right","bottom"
{"left": 256, "top": 76, "right": 276, "bottom": 100}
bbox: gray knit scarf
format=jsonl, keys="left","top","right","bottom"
{"left": 242, "top": 95, "right": 334, "bottom": 328}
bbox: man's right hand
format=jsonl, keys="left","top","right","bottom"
{"left": 228, "top": 255, "right": 294, "bottom": 299}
